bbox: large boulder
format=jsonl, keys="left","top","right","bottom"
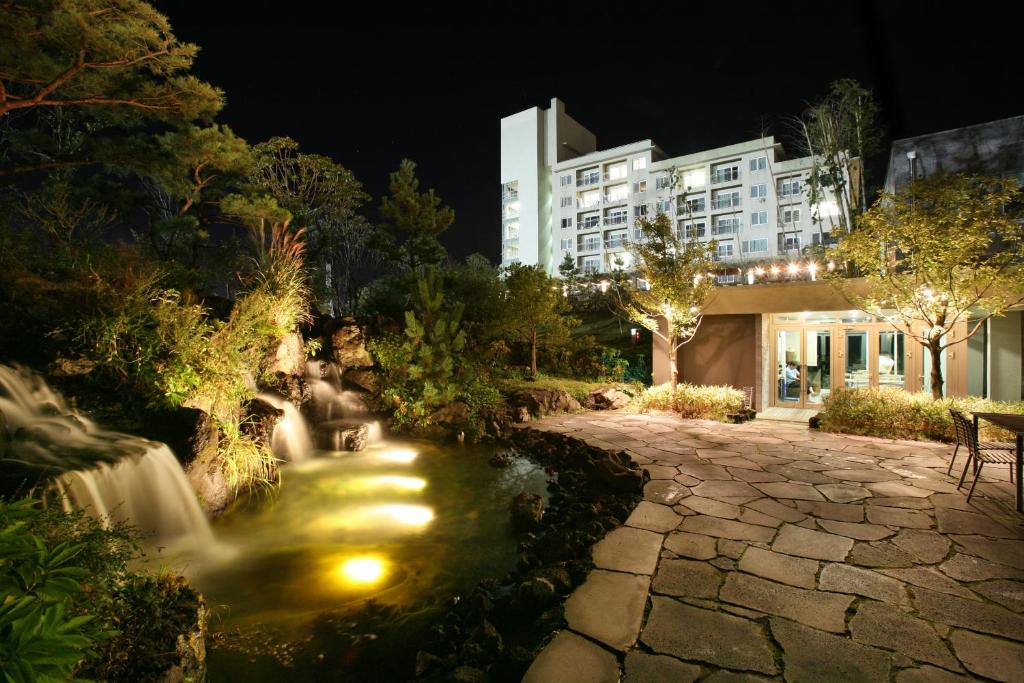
{"left": 185, "top": 415, "right": 232, "bottom": 517}
{"left": 583, "top": 388, "right": 631, "bottom": 410}
{"left": 318, "top": 421, "right": 369, "bottom": 451}
{"left": 329, "top": 319, "right": 374, "bottom": 369}
{"left": 343, "top": 368, "right": 378, "bottom": 394}
{"left": 510, "top": 388, "right": 581, "bottom": 419}
{"left": 510, "top": 491, "right": 545, "bottom": 530}
{"left": 265, "top": 332, "right": 305, "bottom": 377}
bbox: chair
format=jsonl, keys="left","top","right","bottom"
{"left": 948, "top": 409, "right": 1014, "bottom": 476}
{"left": 950, "top": 410, "right": 1016, "bottom": 502}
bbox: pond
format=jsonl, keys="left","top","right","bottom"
{"left": 164, "top": 437, "right": 550, "bottom": 681}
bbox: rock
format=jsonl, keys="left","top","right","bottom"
{"left": 565, "top": 570, "right": 649, "bottom": 650}
{"left": 523, "top": 631, "right": 619, "bottom": 683}
{"left": 819, "top": 563, "right": 909, "bottom": 604}
{"left": 510, "top": 491, "right": 544, "bottom": 530}
{"left": 265, "top": 332, "right": 305, "bottom": 376}
{"left": 593, "top": 453, "right": 647, "bottom": 493}
{"left": 241, "top": 398, "right": 283, "bottom": 448}
{"left": 317, "top": 422, "right": 369, "bottom": 451}
{"left": 328, "top": 319, "right": 374, "bottom": 368}
{"left": 738, "top": 546, "right": 819, "bottom": 589}
{"left": 771, "top": 617, "right": 891, "bottom": 682}
{"left": 47, "top": 355, "right": 95, "bottom": 376}
{"left": 583, "top": 388, "right": 631, "bottom": 410}
{"left": 185, "top": 415, "right": 234, "bottom": 517}
{"left": 720, "top": 572, "right": 855, "bottom": 633}
{"left": 519, "top": 576, "right": 558, "bottom": 608}
{"left": 511, "top": 388, "right": 581, "bottom": 419}
{"left": 430, "top": 401, "right": 471, "bottom": 430}
{"left": 415, "top": 651, "right": 442, "bottom": 676}
{"left": 488, "top": 452, "right": 513, "bottom": 468}
{"left": 624, "top": 651, "right": 702, "bottom": 683}
{"left": 451, "top": 665, "right": 487, "bottom": 683}
{"left": 343, "top": 368, "right": 377, "bottom": 393}
{"left": 849, "top": 602, "right": 960, "bottom": 670}
{"left": 950, "top": 629, "right": 1024, "bottom": 681}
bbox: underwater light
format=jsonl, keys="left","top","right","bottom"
{"left": 336, "top": 556, "right": 387, "bottom": 586}
{"left": 373, "top": 476, "right": 427, "bottom": 491}
{"left": 378, "top": 504, "right": 434, "bottom": 526}
{"left": 377, "top": 448, "right": 418, "bottom": 464}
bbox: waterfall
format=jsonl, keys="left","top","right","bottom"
{"left": 255, "top": 391, "right": 313, "bottom": 462}
{"left": 303, "top": 360, "right": 381, "bottom": 450}
{"left": 0, "top": 365, "right": 213, "bottom": 547}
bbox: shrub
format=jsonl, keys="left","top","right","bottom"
{"left": 639, "top": 382, "right": 745, "bottom": 421}
{"left": 496, "top": 374, "right": 641, "bottom": 404}
{"left": 817, "top": 387, "right": 1024, "bottom": 442}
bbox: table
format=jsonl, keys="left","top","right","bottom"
{"left": 972, "top": 412, "right": 1024, "bottom": 513}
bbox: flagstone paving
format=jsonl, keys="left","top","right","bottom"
{"left": 520, "top": 411, "right": 1024, "bottom": 682}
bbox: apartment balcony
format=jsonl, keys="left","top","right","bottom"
{"left": 582, "top": 264, "right": 601, "bottom": 275}
{"left": 576, "top": 174, "right": 601, "bottom": 188}
{"left": 712, "top": 252, "right": 737, "bottom": 263}
{"left": 604, "top": 237, "right": 627, "bottom": 250}
{"left": 577, "top": 198, "right": 602, "bottom": 209}
{"left": 578, "top": 219, "right": 601, "bottom": 231}
{"left": 603, "top": 193, "right": 629, "bottom": 206}
{"left": 603, "top": 214, "right": 629, "bottom": 227}
{"left": 578, "top": 240, "right": 602, "bottom": 253}
{"left": 501, "top": 190, "right": 519, "bottom": 202}
{"left": 679, "top": 202, "right": 707, "bottom": 215}
{"left": 603, "top": 172, "right": 628, "bottom": 183}
{"left": 710, "top": 197, "right": 741, "bottom": 211}
{"left": 710, "top": 169, "right": 741, "bottom": 185}
{"left": 712, "top": 222, "right": 741, "bottom": 236}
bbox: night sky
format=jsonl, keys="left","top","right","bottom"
{"left": 156, "top": 2, "right": 1023, "bottom": 263}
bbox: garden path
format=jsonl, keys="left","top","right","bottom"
{"left": 520, "top": 411, "right": 1024, "bottom": 683}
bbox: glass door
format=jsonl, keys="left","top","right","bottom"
{"left": 776, "top": 330, "right": 802, "bottom": 404}
{"left": 805, "top": 330, "right": 832, "bottom": 406}
{"left": 844, "top": 331, "right": 870, "bottom": 389}
{"left": 878, "top": 330, "right": 905, "bottom": 389}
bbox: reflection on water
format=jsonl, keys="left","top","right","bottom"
{"left": 155, "top": 437, "right": 548, "bottom": 679}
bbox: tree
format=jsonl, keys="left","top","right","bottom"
{"left": 831, "top": 172, "right": 1024, "bottom": 399}
{"left": 501, "top": 263, "right": 578, "bottom": 378}
{"left": 620, "top": 212, "right": 715, "bottom": 390}
{"left": 794, "top": 79, "right": 882, "bottom": 238}
{"left": 378, "top": 159, "right": 454, "bottom": 271}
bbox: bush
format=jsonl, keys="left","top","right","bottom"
{"left": 639, "top": 383, "right": 745, "bottom": 421}
{"left": 496, "top": 374, "right": 641, "bottom": 404}
{"left": 817, "top": 387, "right": 1024, "bottom": 442}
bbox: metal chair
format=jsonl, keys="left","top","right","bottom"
{"left": 947, "top": 409, "right": 1014, "bottom": 478}
{"left": 951, "top": 410, "right": 1016, "bottom": 502}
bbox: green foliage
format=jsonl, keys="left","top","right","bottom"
{"left": 817, "top": 387, "right": 1024, "bottom": 443}
{"left": 639, "top": 382, "right": 745, "bottom": 421}
{"left": 496, "top": 374, "right": 640, "bottom": 404}
{"left": 831, "top": 173, "right": 1024, "bottom": 398}
{"left": 378, "top": 159, "right": 454, "bottom": 271}
{"left": 501, "top": 263, "right": 579, "bottom": 378}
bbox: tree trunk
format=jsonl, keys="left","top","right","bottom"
{"left": 668, "top": 336, "right": 679, "bottom": 392}
{"left": 530, "top": 328, "right": 538, "bottom": 379}
{"left": 929, "top": 342, "right": 944, "bottom": 400}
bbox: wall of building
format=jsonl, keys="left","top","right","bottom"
{"left": 500, "top": 109, "right": 542, "bottom": 266}
{"left": 678, "top": 315, "right": 760, "bottom": 405}
{"left": 989, "top": 312, "right": 1022, "bottom": 401}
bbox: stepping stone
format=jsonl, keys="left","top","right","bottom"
{"left": 868, "top": 496, "right": 934, "bottom": 510}
{"left": 912, "top": 586, "right": 1024, "bottom": 641}
{"left": 818, "top": 519, "right": 895, "bottom": 541}
{"left": 765, "top": 465, "right": 839, "bottom": 484}
{"left": 949, "top": 629, "right": 1024, "bottom": 681}
{"left": 522, "top": 630, "right": 619, "bottom": 683}
{"left": 849, "top": 602, "right": 960, "bottom": 669}
{"left": 865, "top": 481, "right": 934, "bottom": 498}
{"left": 643, "top": 464, "right": 679, "bottom": 480}
{"left": 592, "top": 527, "right": 663, "bottom": 575}
{"left": 565, "top": 570, "right": 650, "bottom": 651}
{"left": 939, "top": 553, "right": 1024, "bottom": 581}
{"left": 719, "top": 539, "right": 748, "bottom": 559}
{"left": 772, "top": 524, "right": 854, "bottom": 561}
{"left": 626, "top": 501, "right": 683, "bottom": 533}
{"left": 752, "top": 481, "right": 826, "bottom": 501}
{"left": 866, "top": 506, "right": 933, "bottom": 529}
{"left": 720, "top": 572, "right": 854, "bottom": 632}
{"left": 663, "top": 531, "right": 717, "bottom": 560}
{"left": 971, "top": 579, "right": 1024, "bottom": 613}
{"left": 771, "top": 617, "right": 891, "bottom": 682}
{"left": 880, "top": 567, "right": 980, "bottom": 601}
{"left": 676, "top": 463, "right": 731, "bottom": 480}
{"left": 679, "top": 515, "right": 777, "bottom": 543}
{"left": 691, "top": 480, "right": 763, "bottom": 500}
{"left": 795, "top": 500, "right": 865, "bottom": 522}
{"left": 949, "top": 536, "right": 1024, "bottom": 570}
{"left": 702, "top": 672, "right": 772, "bottom": 683}
{"left": 892, "top": 529, "right": 952, "bottom": 564}
{"left": 819, "top": 563, "right": 909, "bottom": 604}
{"left": 680, "top": 496, "right": 742, "bottom": 519}
{"left": 641, "top": 597, "right": 777, "bottom": 674}
{"left": 644, "top": 480, "right": 690, "bottom": 505}
{"left": 895, "top": 666, "right": 973, "bottom": 683}
{"left": 738, "top": 507, "right": 783, "bottom": 528}
{"left": 729, "top": 468, "right": 787, "bottom": 483}
{"left": 673, "top": 473, "right": 701, "bottom": 487}
{"left": 652, "top": 558, "right": 723, "bottom": 599}
{"left": 746, "top": 497, "right": 807, "bottom": 523}
{"left": 823, "top": 468, "right": 902, "bottom": 482}
{"left": 738, "top": 546, "right": 818, "bottom": 589}
{"left": 623, "top": 652, "right": 701, "bottom": 683}
{"left": 817, "top": 483, "right": 873, "bottom": 502}
{"left": 849, "top": 541, "right": 917, "bottom": 568}
{"left": 935, "top": 509, "right": 1021, "bottom": 539}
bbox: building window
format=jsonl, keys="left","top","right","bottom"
{"left": 779, "top": 177, "right": 802, "bottom": 197}
{"left": 561, "top": 217, "right": 573, "bottom": 229}
{"left": 684, "top": 221, "right": 707, "bottom": 239}
{"left": 749, "top": 156, "right": 768, "bottom": 171}
{"left": 711, "top": 190, "right": 740, "bottom": 210}
{"left": 560, "top": 196, "right": 573, "bottom": 208}
{"left": 606, "top": 184, "right": 629, "bottom": 202}
{"left": 682, "top": 169, "right": 706, "bottom": 189}
{"left": 655, "top": 175, "right": 671, "bottom": 190}
{"left": 742, "top": 238, "right": 768, "bottom": 254}
{"left": 560, "top": 237, "right": 574, "bottom": 251}
{"left": 682, "top": 196, "right": 706, "bottom": 214}
{"left": 560, "top": 174, "right": 573, "bottom": 187}
{"left": 751, "top": 183, "right": 767, "bottom": 198}
{"left": 580, "top": 235, "right": 602, "bottom": 252}
{"left": 580, "top": 257, "right": 601, "bottom": 274}
{"left": 783, "top": 208, "right": 801, "bottom": 224}
{"left": 501, "top": 180, "right": 519, "bottom": 201}
{"left": 578, "top": 169, "right": 600, "bottom": 187}
{"left": 710, "top": 163, "right": 740, "bottom": 184}
{"left": 580, "top": 213, "right": 600, "bottom": 229}
{"left": 580, "top": 190, "right": 601, "bottom": 208}
{"left": 751, "top": 210, "right": 768, "bottom": 225}
{"left": 632, "top": 180, "right": 647, "bottom": 193}
{"left": 716, "top": 273, "right": 737, "bottom": 284}
{"left": 655, "top": 198, "right": 672, "bottom": 213}
{"left": 634, "top": 204, "right": 648, "bottom": 217}
{"left": 505, "top": 223, "right": 519, "bottom": 240}
{"left": 632, "top": 158, "right": 647, "bottom": 170}
{"left": 715, "top": 243, "right": 734, "bottom": 260}
{"left": 632, "top": 227, "right": 644, "bottom": 241}
{"left": 812, "top": 231, "right": 835, "bottom": 246}
{"left": 714, "top": 215, "right": 740, "bottom": 235}
{"left": 504, "top": 245, "right": 519, "bottom": 261}
{"left": 778, "top": 233, "right": 801, "bottom": 252}
{"left": 504, "top": 201, "right": 520, "bottom": 220}
{"left": 817, "top": 199, "right": 840, "bottom": 217}
{"left": 604, "top": 209, "right": 628, "bottom": 226}
{"left": 605, "top": 230, "right": 627, "bottom": 249}
{"left": 606, "top": 162, "right": 628, "bottom": 181}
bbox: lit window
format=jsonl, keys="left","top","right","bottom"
{"left": 504, "top": 201, "right": 520, "bottom": 219}
{"left": 505, "top": 223, "right": 519, "bottom": 239}
{"left": 606, "top": 163, "right": 628, "bottom": 181}
{"left": 606, "top": 184, "right": 629, "bottom": 202}
{"left": 633, "top": 180, "right": 647, "bottom": 193}
{"left": 581, "top": 190, "right": 600, "bottom": 207}
{"left": 682, "top": 169, "right": 706, "bottom": 189}
{"left": 632, "top": 158, "right": 647, "bottom": 170}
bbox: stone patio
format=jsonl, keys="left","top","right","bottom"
{"left": 521, "top": 411, "right": 1024, "bottom": 683}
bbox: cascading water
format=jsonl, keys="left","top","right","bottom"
{"left": 254, "top": 390, "right": 313, "bottom": 462}
{"left": 0, "top": 365, "right": 213, "bottom": 547}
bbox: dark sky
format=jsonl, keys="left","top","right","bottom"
{"left": 156, "top": 2, "right": 1023, "bottom": 263}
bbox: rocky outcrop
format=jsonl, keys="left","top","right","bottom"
{"left": 344, "top": 368, "right": 378, "bottom": 393}
{"left": 510, "top": 491, "right": 544, "bottom": 530}
{"left": 265, "top": 332, "right": 305, "bottom": 377}
{"left": 328, "top": 318, "right": 374, "bottom": 369}
{"left": 185, "top": 415, "right": 232, "bottom": 517}
{"left": 318, "top": 421, "right": 369, "bottom": 451}
{"left": 509, "top": 389, "right": 581, "bottom": 419}
{"left": 582, "top": 388, "right": 631, "bottom": 410}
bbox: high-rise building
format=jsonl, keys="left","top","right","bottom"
{"left": 500, "top": 99, "right": 846, "bottom": 277}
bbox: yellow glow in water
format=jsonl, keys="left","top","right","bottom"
{"left": 377, "top": 448, "right": 417, "bottom": 464}
{"left": 372, "top": 475, "right": 427, "bottom": 491}
{"left": 336, "top": 556, "right": 386, "bottom": 585}
{"left": 314, "top": 504, "right": 435, "bottom": 531}
{"left": 378, "top": 504, "right": 434, "bottom": 526}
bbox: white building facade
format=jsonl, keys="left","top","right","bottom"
{"left": 500, "top": 100, "right": 845, "bottom": 278}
